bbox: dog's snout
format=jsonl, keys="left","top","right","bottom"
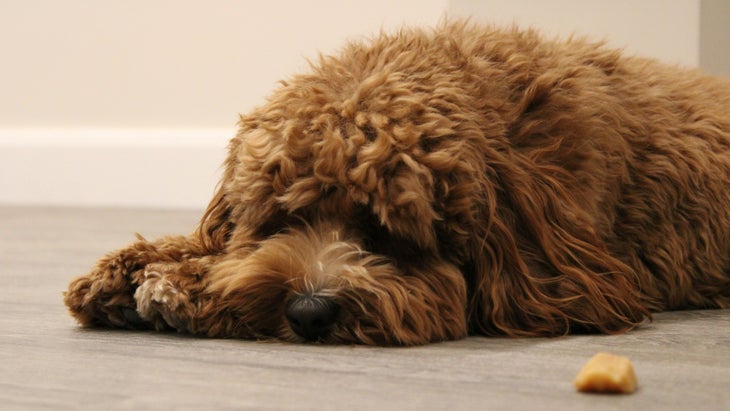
{"left": 286, "top": 295, "right": 340, "bottom": 342}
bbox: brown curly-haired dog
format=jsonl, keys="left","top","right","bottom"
{"left": 64, "top": 22, "right": 730, "bottom": 345}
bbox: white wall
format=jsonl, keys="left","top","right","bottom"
{"left": 0, "top": 0, "right": 447, "bottom": 209}
{"left": 449, "top": 0, "right": 701, "bottom": 67}
{"left": 1, "top": 0, "right": 723, "bottom": 209}
{"left": 0, "top": 0, "right": 449, "bottom": 129}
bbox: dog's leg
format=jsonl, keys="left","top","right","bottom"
{"left": 64, "top": 235, "right": 215, "bottom": 329}
{"left": 132, "top": 258, "right": 218, "bottom": 332}
{"left": 131, "top": 254, "right": 283, "bottom": 339}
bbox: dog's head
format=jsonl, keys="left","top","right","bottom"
{"left": 194, "top": 34, "right": 513, "bottom": 345}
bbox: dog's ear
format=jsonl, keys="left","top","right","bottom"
{"left": 196, "top": 121, "right": 296, "bottom": 250}
{"left": 195, "top": 184, "right": 233, "bottom": 253}
{"left": 467, "top": 156, "right": 651, "bottom": 336}
{"left": 194, "top": 137, "right": 244, "bottom": 253}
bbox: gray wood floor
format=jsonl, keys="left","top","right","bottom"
{"left": 1, "top": 206, "right": 729, "bottom": 410}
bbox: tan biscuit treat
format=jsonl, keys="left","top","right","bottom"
{"left": 573, "top": 352, "right": 638, "bottom": 394}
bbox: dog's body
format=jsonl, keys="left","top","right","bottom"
{"left": 65, "top": 22, "right": 730, "bottom": 345}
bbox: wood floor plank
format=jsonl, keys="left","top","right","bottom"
{"left": 1, "top": 206, "right": 728, "bottom": 410}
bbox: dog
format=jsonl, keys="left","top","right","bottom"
{"left": 64, "top": 21, "right": 730, "bottom": 345}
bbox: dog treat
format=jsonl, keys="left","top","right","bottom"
{"left": 573, "top": 352, "right": 638, "bottom": 394}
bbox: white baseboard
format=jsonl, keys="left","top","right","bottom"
{"left": 0, "top": 129, "right": 233, "bottom": 210}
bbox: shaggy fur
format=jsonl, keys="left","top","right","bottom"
{"left": 64, "top": 22, "right": 730, "bottom": 345}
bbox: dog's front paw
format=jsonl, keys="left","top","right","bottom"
{"left": 134, "top": 265, "right": 194, "bottom": 332}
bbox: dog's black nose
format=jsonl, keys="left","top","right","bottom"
{"left": 286, "top": 295, "right": 339, "bottom": 342}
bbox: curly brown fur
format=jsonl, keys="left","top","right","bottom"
{"left": 64, "top": 21, "right": 730, "bottom": 345}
